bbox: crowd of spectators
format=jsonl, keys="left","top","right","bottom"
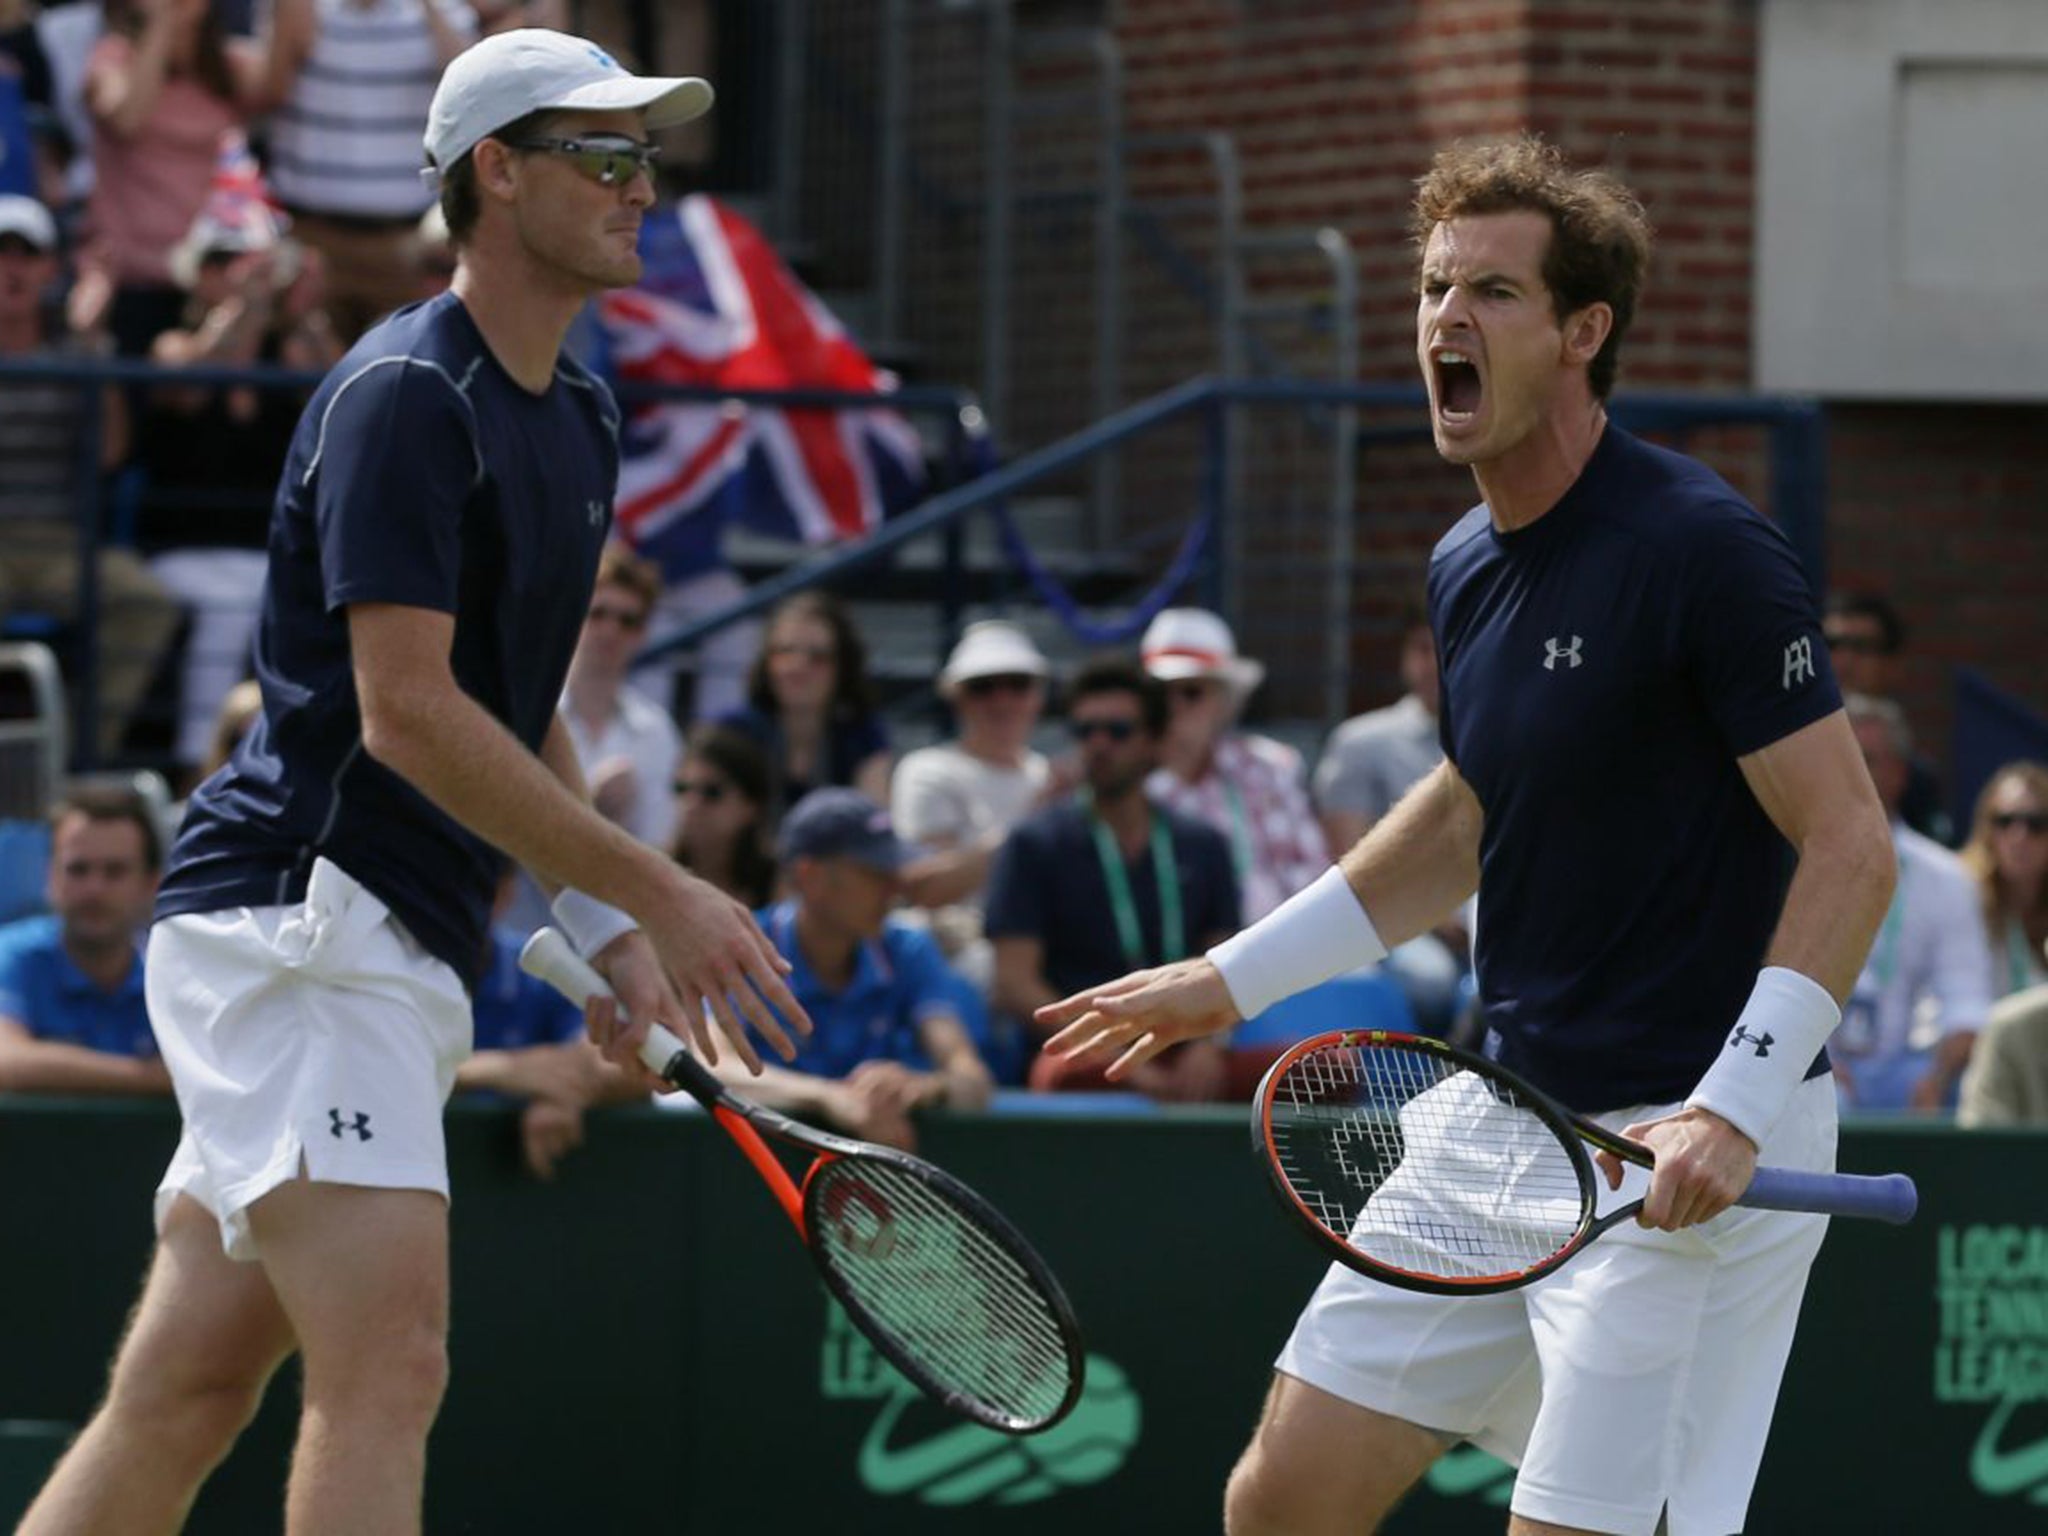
{"left": 0, "top": 0, "right": 2041, "bottom": 1142}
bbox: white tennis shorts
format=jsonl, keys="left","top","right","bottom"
{"left": 147, "top": 857, "right": 473, "bottom": 1261}
{"left": 1275, "top": 1073, "right": 1838, "bottom": 1536}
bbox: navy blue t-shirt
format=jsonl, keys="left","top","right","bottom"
{"left": 1429, "top": 425, "right": 1840, "bottom": 1112}
{"left": 157, "top": 293, "right": 620, "bottom": 989}
{"left": 984, "top": 798, "right": 1241, "bottom": 1002}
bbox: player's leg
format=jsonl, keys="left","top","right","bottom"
{"left": 245, "top": 1179, "right": 451, "bottom": 1536}
{"left": 1513, "top": 1081, "right": 1835, "bottom": 1536}
{"left": 16, "top": 1194, "right": 296, "bottom": 1536}
{"left": 1224, "top": 1373, "right": 1448, "bottom": 1534}
{"left": 1227, "top": 1261, "right": 1539, "bottom": 1535}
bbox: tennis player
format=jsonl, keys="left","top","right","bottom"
{"left": 1039, "top": 135, "right": 1898, "bottom": 1536}
{"left": 19, "top": 32, "right": 810, "bottom": 1536}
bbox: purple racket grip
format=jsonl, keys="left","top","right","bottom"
{"left": 1740, "top": 1166, "right": 1918, "bottom": 1224}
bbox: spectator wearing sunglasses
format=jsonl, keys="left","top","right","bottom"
{"left": 892, "top": 622, "right": 1055, "bottom": 992}
{"left": 1957, "top": 761, "right": 2048, "bottom": 1000}
{"left": 719, "top": 589, "right": 892, "bottom": 819}
{"left": 1835, "top": 694, "right": 1992, "bottom": 1113}
{"left": 669, "top": 721, "right": 777, "bottom": 908}
{"left": 1824, "top": 591, "right": 1951, "bottom": 844}
{"left": 561, "top": 542, "right": 682, "bottom": 850}
{"left": 1140, "top": 607, "right": 1329, "bottom": 924}
{"left": 984, "top": 657, "right": 1238, "bottom": 1097}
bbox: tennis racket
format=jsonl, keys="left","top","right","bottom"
{"left": 518, "top": 928, "right": 1085, "bottom": 1434}
{"left": 1254, "top": 1029, "right": 1918, "bottom": 1297}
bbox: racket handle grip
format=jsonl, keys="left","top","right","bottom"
{"left": 517, "top": 927, "right": 690, "bottom": 1079}
{"left": 1741, "top": 1166, "right": 1918, "bottom": 1225}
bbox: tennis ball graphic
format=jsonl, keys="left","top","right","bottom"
{"left": 856, "top": 1355, "right": 1141, "bottom": 1507}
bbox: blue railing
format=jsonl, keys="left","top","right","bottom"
{"left": 0, "top": 357, "right": 1829, "bottom": 769}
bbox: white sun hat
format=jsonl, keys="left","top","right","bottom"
{"left": 423, "top": 29, "right": 714, "bottom": 177}
{"left": 1139, "top": 607, "right": 1266, "bottom": 700}
{"left": 937, "top": 621, "right": 1051, "bottom": 700}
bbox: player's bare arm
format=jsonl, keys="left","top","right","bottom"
{"left": 1608, "top": 708, "right": 1897, "bottom": 1229}
{"left": 1038, "top": 756, "right": 1484, "bottom": 1078}
{"left": 349, "top": 601, "right": 809, "bottom": 1072}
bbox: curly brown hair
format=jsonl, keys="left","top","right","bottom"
{"left": 1411, "top": 134, "right": 1652, "bottom": 399}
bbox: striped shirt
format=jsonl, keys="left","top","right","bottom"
{"left": 0, "top": 339, "right": 91, "bottom": 528}
{"left": 267, "top": 0, "right": 476, "bottom": 219}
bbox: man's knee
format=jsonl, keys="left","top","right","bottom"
{"left": 103, "top": 1343, "right": 276, "bottom": 1468}
{"left": 302, "top": 1320, "right": 448, "bottom": 1428}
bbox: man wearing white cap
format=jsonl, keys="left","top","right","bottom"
{"left": 893, "top": 622, "right": 1056, "bottom": 1004}
{"left": 19, "top": 35, "right": 811, "bottom": 1536}
{"left": 1140, "top": 607, "right": 1329, "bottom": 924}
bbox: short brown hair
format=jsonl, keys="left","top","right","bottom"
{"left": 51, "top": 782, "right": 163, "bottom": 872}
{"left": 436, "top": 108, "right": 563, "bottom": 246}
{"left": 594, "top": 542, "right": 660, "bottom": 614}
{"left": 1412, "top": 134, "right": 1652, "bottom": 399}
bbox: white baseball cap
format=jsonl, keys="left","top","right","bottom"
{"left": 423, "top": 29, "right": 714, "bottom": 177}
{"left": 937, "top": 621, "right": 1051, "bottom": 699}
{"left": 0, "top": 195, "right": 58, "bottom": 252}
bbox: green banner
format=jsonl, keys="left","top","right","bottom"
{"left": 0, "top": 1102, "right": 2042, "bottom": 1532}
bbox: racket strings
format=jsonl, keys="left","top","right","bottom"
{"left": 807, "top": 1159, "right": 1076, "bottom": 1428}
{"left": 1270, "top": 1044, "right": 1589, "bottom": 1282}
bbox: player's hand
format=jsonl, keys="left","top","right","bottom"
{"left": 1036, "top": 958, "right": 1243, "bottom": 1080}
{"left": 520, "top": 1098, "right": 585, "bottom": 1181}
{"left": 1599, "top": 1106, "right": 1758, "bottom": 1231}
{"left": 635, "top": 872, "right": 810, "bottom": 1074}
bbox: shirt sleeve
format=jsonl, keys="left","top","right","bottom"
{"left": 891, "top": 752, "right": 965, "bottom": 844}
{"left": 1925, "top": 859, "right": 1997, "bottom": 1037}
{"left": 1192, "top": 823, "right": 1242, "bottom": 945}
{"left": 1678, "top": 504, "right": 1842, "bottom": 757}
{"left": 889, "top": 925, "right": 966, "bottom": 1027}
{"left": 0, "top": 932, "right": 29, "bottom": 1026}
{"left": 981, "top": 822, "right": 1046, "bottom": 941}
{"left": 312, "top": 360, "right": 481, "bottom": 616}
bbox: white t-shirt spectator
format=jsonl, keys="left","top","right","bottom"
{"left": 561, "top": 684, "right": 682, "bottom": 850}
{"left": 892, "top": 743, "right": 1049, "bottom": 914}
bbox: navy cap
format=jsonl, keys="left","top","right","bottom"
{"left": 777, "top": 788, "right": 917, "bottom": 871}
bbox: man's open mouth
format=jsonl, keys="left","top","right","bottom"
{"left": 1435, "top": 350, "right": 1482, "bottom": 420}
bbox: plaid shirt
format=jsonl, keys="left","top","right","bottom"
{"left": 1148, "top": 732, "right": 1330, "bottom": 923}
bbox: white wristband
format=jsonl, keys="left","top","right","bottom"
{"left": 550, "top": 888, "right": 640, "bottom": 960}
{"left": 1685, "top": 966, "right": 1840, "bottom": 1147}
{"left": 1206, "top": 866, "right": 1389, "bottom": 1022}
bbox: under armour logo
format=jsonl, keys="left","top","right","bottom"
{"left": 1729, "top": 1026, "right": 1775, "bottom": 1058}
{"left": 1543, "top": 636, "right": 1583, "bottom": 671}
{"left": 329, "top": 1108, "right": 373, "bottom": 1141}
{"left": 586, "top": 500, "right": 607, "bottom": 528}
{"left": 1782, "top": 635, "right": 1815, "bottom": 690}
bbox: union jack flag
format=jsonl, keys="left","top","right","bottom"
{"left": 596, "top": 196, "right": 926, "bottom": 582}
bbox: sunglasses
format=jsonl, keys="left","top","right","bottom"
{"left": 1991, "top": 812, "right": 2048, "bottom": 835}
{"left": 506, "top": 133, "right": 661, "bottom": 187}
{"left": 1070, "top": 718, "right": 1140, "bottom": 743}
{"left": 962, "top": 673, "right": 1038, "bottom": 698}
{"left": 586, "top": 602, "right": 646, "bottom": 631}
{"left": 674, "top": 779, "right": 729, "bottom": 803}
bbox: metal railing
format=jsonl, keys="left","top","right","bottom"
{"left": 0, "top": 356, "right": 1831, "bottom": 766}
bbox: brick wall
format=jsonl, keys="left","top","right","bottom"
{"left": 863, "top": 0, "right": 2048, "bottom": 748}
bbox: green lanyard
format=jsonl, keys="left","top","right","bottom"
{"left": 2006, "top": 918, "right": 2042, "bottom": 995}
{"left": 1083, "top": 793, "right": 1184, "bottom": 970}
{"left": 1220, "top": 778, "right": 1254, "bottom": 886}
